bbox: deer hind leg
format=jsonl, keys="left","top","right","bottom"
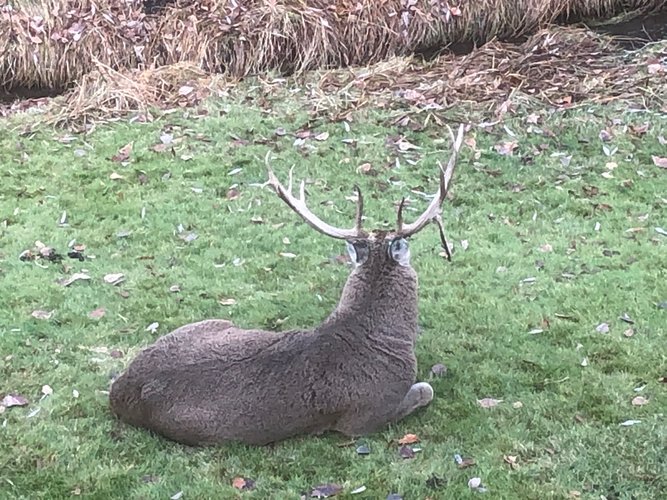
{"left": 391, "top": 382, "right": 434, "bottom": 423}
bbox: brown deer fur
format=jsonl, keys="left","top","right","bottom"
{"left": 108, "top": 124, "right": 466, "bottom": 446}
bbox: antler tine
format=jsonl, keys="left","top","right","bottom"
{"left": 354, "top": 185, "right": 363, "bottom": 234}
{"left": 265, "top": 152, "right": 364, "bottom": 240}
{"left": 396, "top": 197, "right": 407, "bottom": 233}
{"left": 397, "top": 123, "right": 465, "bottom": 238}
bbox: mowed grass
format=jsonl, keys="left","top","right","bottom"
{"left": 0, "top": 93, "right": 666, "bottom": 500}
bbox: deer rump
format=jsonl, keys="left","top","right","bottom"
{"left": 109, "top": 124, "right": 466, "bottom": 447}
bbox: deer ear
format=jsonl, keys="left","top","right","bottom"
{"left": 346, "top": 240, "right": 369, "bottom": 266}
{"left": 389, "top": 238, "right": 411, "bottom": 266}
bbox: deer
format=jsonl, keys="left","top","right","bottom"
{"left": 108, "top": 124, "right": 466, "bottom": 447}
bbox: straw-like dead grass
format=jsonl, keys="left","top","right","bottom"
{"left": 308, "top": 26, "right": 667, "bottom": 116}
{"left": 27, "top": 26, "right": 663, "bottom": 127}
{"left": 0, "top": 0, "right": 152, "bottom": 90}
{"left": 1, "top": 0, "right": 664, "bottom": 93}
{"left": 43, "top": 60, "right": 230, "bottom": 126}
{"left": 155, "top": 0, "right": 665, "bottom": 76}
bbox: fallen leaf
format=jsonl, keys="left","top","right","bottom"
{"left": 503, "top": 455, "right": 519, "bottom": 469}
{"left": 356, "top": 162, "right": 374, "bottom": 174}
{"left": 178, "top": 85, "right": 194, "bottom": 96}
{"left": 398, "top": 445, "right": 415, "bottom": 459}
{"left": 111, "top": 142, "right": 133, "bottom": 163}
{"left": 109, "top": 172, "right": 124, "bottom": 180}
{"left": 145, "top": 322, "right": 159, "bottom": 334}
{"left": 598, "top": 129, "right": 613, "bottom": 142}
{"left": 477, "top": 397, "right": 502, "bottom": 408}
{"left": 652, "top": 156, "right": 667, "bottom": 169}
{"left": 468, "top": 477, "right": 482, "bottom": 489}
{"left": 226, "top": 188, "right": 240, "bottom": 200}
{"left": 581, "top": 357, "right": 589, "bottom": 367}
{"left": 350, "top": 486, "right": 367, "bottom": 494}
{"left": 103, "top": 273, "right": 125, "bottom": 286}
{"left": 280, "top": 252, "right": 297, "bottom": 258}
{"left": 656, "top": 227, "right": 667, "bottom": 237}
{"left": 619, "top": 313, "right": 634, "bottom": 324}
{"left": 310, "top": 483, "right": 343, "bottom": 498}
{"left": 58, "top": 272, "right": 91, "bottom": 287}
{"left": 430, "top": 363, "right": 447, "bottom": 377}
{"left": 620, "top": 419, "right": 641, "bottom": 426}
{"left": 314, "top": 131, "right": 329, "bottom": 141}
{"left": 512, "top": 401, "right": 523, "bottom": 409}
{"left": 623, "top": 328, "right": 635, "bottom": 337}
{"left": 539, "top": 243, "right": 553, "bottom": 253}
{"left": 218, "top": 298, "right": 237, "bottom": 306}
{"left": 398, "top": 433, "right": 419, "bottom": 445}
{"left": 457, "top": 457, "right": 476, "bottom": 469}
{"left": 31, "top": 310, "right": 53, "bottom": 320}
{"left": 1, "top": 394, "right": 29, "bottom": 408}
{"left": 88, "top": 307, "right": 106, "bottom": 320}
{"left": 170, "top": 491, "right": 183, "bottom": 500}
{"left": 356, "top": 444, "right": 371, "bottom": 455}
{"left": 494, "top": 141, "right": 518, "bottom": 156}
{"left": 42, "top": 385, "right": 53, "bottom": 396}
{"left": 461, "top": 240, "right": 469, "bottom": 250}
{"left": 595, "top": 322, "right": 610, "bottom": 334}
{"left": 631, "top": 396, "right": 649, "bottom": 406}
{"left": 232, "top": 477, "right": 255, "bottom": 490}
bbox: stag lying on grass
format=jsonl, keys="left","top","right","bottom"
{"left": 109, "top": 124, "right": 466, "bottom": 446}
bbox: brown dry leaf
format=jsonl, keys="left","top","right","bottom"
{"left": 88, "top": 307, "right": 106, "bottom": 320}
{"left": 503, "top": 455, "right": 519, "bottom": 469}
{"left": 398, "top": 445, "right": 416, "bottom": 459}
{"left": 630, "top": 122, "right": 649, "bottom": 136}
{"left": 111, "top": 142, "right": 133, "bottom": 163}
{"left": 623, "top": 328, "right": 635, "bottom": 337}
{"left": 631, "top": 396, "right": 649, "bottom": 406}
{"left": 652, "top": 156, "right": 667, "bottom": 169}
{"left": 310, "top": 483, "right": 343, "bottom": 498}
{"left": 356, "top": 162, "right": 374, "bottom": 174}
{"left": 31, "top": 310, "right": 53, "bottom": 320}
{"left": 398, "top": 433, "right": 420, "bottom": 445}
{"left": 477, "top": 397, "right": 503, "bottom": 408}
{"left": 219, "top": 298, "right": 237, "bottom": 306}
{"left": 526, "top": 113, "right": 540, "bottom": 124}
{"left": 458, "top": 457, "right": 476, "bottom": 469}
{"left": 1, "top": 394, "right": 29, "bottom": 408}
{"left": 494, "top": 141, "right": 518, "bottom": 156}
{"left": 232, "top": 477, "right": 255, "bottom": 490}
{"left": 226, "top": 188, "right": 240, "bottom": 200}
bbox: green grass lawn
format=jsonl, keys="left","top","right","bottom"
{"left": 1, "top": 89, "right": 666, "bottom": 500}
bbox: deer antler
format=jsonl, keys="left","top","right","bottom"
{"left": 265, "top": 152, "right": 365, "bottom": 240}
{"left": 396, "top": 123, "right": 465, "bottom": 259}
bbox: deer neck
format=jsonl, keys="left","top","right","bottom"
{"left": 320, "top": 265, "right": 419, "bottom": 342}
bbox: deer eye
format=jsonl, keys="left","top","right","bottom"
{"left": 388, "top": 238, "right": 410, "bottom": 266}
{"left": 346, "top": 240, "right": 369, "bottom": 265}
